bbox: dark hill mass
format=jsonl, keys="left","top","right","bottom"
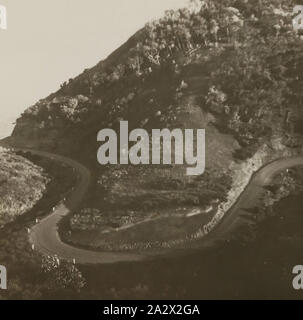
{"left": 4, "top": 0, "right": 303, "bottom": 250}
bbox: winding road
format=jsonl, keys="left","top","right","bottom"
{"left": 23, "top": 149, "right": 146, "bottom": 264}
{"left": 201, "top": 155, "right": 303, "bottom": 247}
{"left": 19, "top": 149, "right": 303, "bottom": 264}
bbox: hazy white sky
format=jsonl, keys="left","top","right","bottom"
{"left": 0, "top": 0, "right": 188, "bottom": 138}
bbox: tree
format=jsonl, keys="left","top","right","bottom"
{"left": 41, "top": 255, "right": 86, "bottom": 292}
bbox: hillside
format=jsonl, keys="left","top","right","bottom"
{"left": 5, "top": 0, "right": 303, "bottom": 249}
{"left": 0, "top": 147, "right": 49, "bottom": 227}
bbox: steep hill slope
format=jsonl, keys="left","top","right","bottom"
{"left": 0, "top": 147, "right": 48, "bottom": 227}
{"left": 5, "top": 0, "right": 303, "bottom": 249}
{"left": 9, "top": 0, "right": 303, "bottom": 158}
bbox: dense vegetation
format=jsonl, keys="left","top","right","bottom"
{"left": 0, "top": 147, "right": 48, "bottom": 227}
{"left": 12, "top": 0, "right": 303, "bottom": 167}
{"left": 73, "top": 167, "right": 303, "bottom": 300}
{"left": 16, "top": 0, "right": 303, "bottom": 147}
{"left": 0, "top": 152, "right": 84, "bottom": 299}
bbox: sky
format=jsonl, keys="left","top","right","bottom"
{"left": 0, "top": 0, "right": 188, "bottom": 139}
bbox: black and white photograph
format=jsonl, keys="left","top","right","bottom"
{"left": 1, "top": 0, "right": 303, "bottom": 306}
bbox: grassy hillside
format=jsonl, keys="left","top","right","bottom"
{"left": 0, "top": 151, "right": 84, "bottom": 300}
{"left": 0, "top": 147, "right": 48, "bottom": 227}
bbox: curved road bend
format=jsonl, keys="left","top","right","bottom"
{"left": 18, "top": 149, "right": 303, "bottom": 264}
{"left": 200, "top": 155, "right": 303, "bottom": 247}
{"left": 19, "top": 149, "right": 145, "bottom": 264}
